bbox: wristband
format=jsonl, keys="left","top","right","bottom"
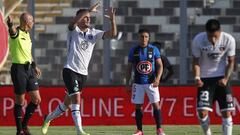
{"left": 195, "top": 76, "right": 201, "bottom": 80}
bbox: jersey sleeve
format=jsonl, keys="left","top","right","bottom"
{"left": 154, "top": 46, "right": 161, "bottom": 59}
{"left": 128, "top": 47, "right": 135, "bottom": 63}
{"left": 227, "top": 36, "right": 236, "bottom": 56}
{"left": 191, "top": 36, "right": 201, "bottom": 58}
{"left": 94, "top": 28, "right": 105, "bottom": 41}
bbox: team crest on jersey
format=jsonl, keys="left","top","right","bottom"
{"left": 81, "top": 40, "right": 89, "bottom": 50}
{"left": 148, "top": 53, "right": 153, "bottom": 59}
{"left": 136, "top": 61, "right": 152, "bottom": 74}
{"left": 88, "top": 35, "right": 93, "bottom": 40}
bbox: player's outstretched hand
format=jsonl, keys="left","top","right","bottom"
{"left": 104, "top": 7, "right": 116, "bottom": 20}
{"left": 89, "top": 0, "right": 101, "bottom": 13}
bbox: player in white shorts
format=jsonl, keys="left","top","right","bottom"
{"left": 192, "top": 19, "right": 235, "bottom": 135}
{"left": 125, "top": 28, "right": 165, "bottom": 135}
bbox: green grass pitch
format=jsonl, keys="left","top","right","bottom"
{"left": 0, "top": 125, "right": 240, "bottom": 135}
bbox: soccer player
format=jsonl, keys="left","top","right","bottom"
{"left": 192, "top": 19, "right": 235, "bottom": 135}
{"left": 7, "top": 13, "right": 41, "bottom": 135}
{"left": 41, "top": 1, "right": 117, "bottom": 135}
{"left": 152, "top": 41, "right": 174, "bottom": 82}
{"left": 125, "top": 29, "right": 165, "bottom": 135}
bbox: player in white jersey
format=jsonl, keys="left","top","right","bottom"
{"left": 192, "top": 19, "right": 235, "bottom": 135}
{"left": 41, "top": 1, "right": 117, "bottom": 135}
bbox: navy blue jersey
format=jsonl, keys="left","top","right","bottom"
{"left": 128, "top": 44, "right": 161, "bottom": 84}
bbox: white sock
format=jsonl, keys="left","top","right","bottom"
{"left": 222, "top": 116, "right": 233, "bottom": 135}
{"left": 198, "top": 115, "right": 211, "bottom": 135}
{"left": 71, "top": 104, "right": 83, "bottom": 134}
{"left": 46, "top": 103, "right": 68, "bottom": 122}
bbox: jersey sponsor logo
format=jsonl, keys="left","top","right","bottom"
{"left": 136, "top": 61, "right": 152, "bottom": 74}
{"left": 207, "top": 52, "right": 221, "bottom": 60}
{"left": 80, "top": 40, "right": 89, "bottom": 50}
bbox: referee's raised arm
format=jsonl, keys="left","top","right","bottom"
{"left": 7, "top": 15, "right": 17, "bottom": 37}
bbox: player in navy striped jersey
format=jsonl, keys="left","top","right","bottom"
{"left": 125, "top": 29, "right": 165, "bottom": 135}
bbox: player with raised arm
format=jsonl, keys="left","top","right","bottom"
{"left": 7, "top": 13, "right": 41, "bottom": 135}
{"left": 41, "top": 1, "right": 117, "bottom": 135}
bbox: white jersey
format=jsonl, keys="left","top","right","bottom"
{"left": 64, "top": 26, "right": 104, "bottom": 75}
{"left": 192, "top": 32, "right": 236, "bottom": 78}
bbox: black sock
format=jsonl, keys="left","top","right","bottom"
{"left": 135, "top": 109, "right": 143, "bottom": 131}
{"left": 22, "top": 102, "right": 38, "bottom": 128}
{"left": 14, "top": 104, "right": 23, "bottom": 132}
{"left": 153, "top": 109, "right": 162, "bottom": 129}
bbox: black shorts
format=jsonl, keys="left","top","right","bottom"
{"left": 197, "top": 76, "right": 235, "bottom": 112}
{"left": 62, "top": 68, "right": 87, "bottom": 96}
{"left": 11, "top": 63, "right": 39, "bottom": 95}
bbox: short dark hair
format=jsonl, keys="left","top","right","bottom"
{"left": 76, "top": 9, "right": 89, "bottom": 16}
{"left": 138, "top": 28, "right": 150, "bottom": 35}
{"left": 205, "top": 19, "right": 221, "bottom": 33}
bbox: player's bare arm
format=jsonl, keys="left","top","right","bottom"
{"left": 153, "top": 58, "right": 163, "bottom": 87}
{"left": 68, "top": 0, "right": 100, "bottom": 31}
{"left": 125, "top": 63, "right": 132, "bottom": 94}
{"left": 192, "top": 57, "right": 204, "bottom": 87}
{"left": 7, "top": 15, "right": 17, "bottom": 36}
{"left": 103, "top": 7, "right": 117, "bottom": 38}
{"left": 219, "top": 55, "right": 235, "bottom": 87}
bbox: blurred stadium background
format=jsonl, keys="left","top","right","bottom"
{"left": 0, "top": 0, "right": 240, "bottom": 86}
